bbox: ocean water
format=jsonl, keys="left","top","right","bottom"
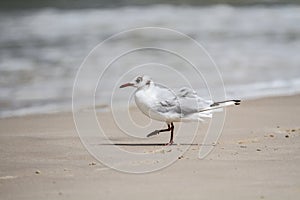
{"left": 0, "top": 5, "right": 300, "bottom": 117}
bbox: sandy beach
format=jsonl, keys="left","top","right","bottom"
{"left": 0, "top": 95, "right": 299, "bottom": 200}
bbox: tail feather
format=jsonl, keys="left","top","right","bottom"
{"left": 198, "top": 100, "right": 241, "bottom": 113}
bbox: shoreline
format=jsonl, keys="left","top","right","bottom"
{"left": 1, "top": 92, "right": 300, "bottom": 120}
{"left": 0, "top": 94, "right": 299, "bottom": 199}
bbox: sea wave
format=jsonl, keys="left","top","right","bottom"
{"left": 0, "top": 5, "right": 300, "bottom": 117}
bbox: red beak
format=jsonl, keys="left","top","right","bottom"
{"left": 119, "top": 82, "right": 134, "bottom": 88}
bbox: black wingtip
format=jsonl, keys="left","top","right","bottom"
{"left": 210, "top": 99, "right": 241, "bottom": 107}
{"left": 234, "top": 100, "right": 241, "bottom": 105}
{"left": 210, "top": 102, "right": 219, "bottom": 107}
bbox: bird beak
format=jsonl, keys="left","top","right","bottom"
{"left": 119, "top": 82, "right": 134, "bottom": 88}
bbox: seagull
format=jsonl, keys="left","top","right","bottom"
{"left": 120, "top": 75, "right": 240, "bottom": 145}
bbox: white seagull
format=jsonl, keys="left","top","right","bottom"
{"left": 120, "top": 75, "right": 240, "bottom": 145}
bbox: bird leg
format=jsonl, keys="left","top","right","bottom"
{"left": 147, "top": 124, "right": 171, "bottom": 137}
{"left": 165, "top": 123, "right": 174, "bottom": 146}
{"left": 146, "top": 123, "right": 175, "bottom": 145}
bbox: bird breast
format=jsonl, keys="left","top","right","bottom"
{"left": 134, "top": 89, "right": 155, "bottom": 115}
{"left": 134, "top": 88, "right": 168, "bottom": 121}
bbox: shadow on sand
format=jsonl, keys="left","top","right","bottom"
{"left": 98, "top": 143, "right": 209, "bottom": 146}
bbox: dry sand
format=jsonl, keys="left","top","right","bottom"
{"left": 0, "top": 95, "right": 299, "bottom": 199}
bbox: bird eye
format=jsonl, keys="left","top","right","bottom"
{"left": 136, "top": 77, "right": 142, "bottom": 83}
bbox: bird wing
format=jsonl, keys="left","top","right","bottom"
{"left": 150, "top": 85, "right": 181, "bottom": 114}
{"left": 151, "top": 86, "right": 212, "bottom": 117}
{"left": 176, "top": 87, "right": 212, "bottom": 114}
{"left": 176, "top": 87, "right": 198, "bottom": 98}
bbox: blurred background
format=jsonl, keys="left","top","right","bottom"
{"left": 0, "top": 0, "right": 300, "bottom": 117}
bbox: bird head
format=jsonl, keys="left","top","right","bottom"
{"left": 119, "top": 75, "right": 152, "bottom": 89}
